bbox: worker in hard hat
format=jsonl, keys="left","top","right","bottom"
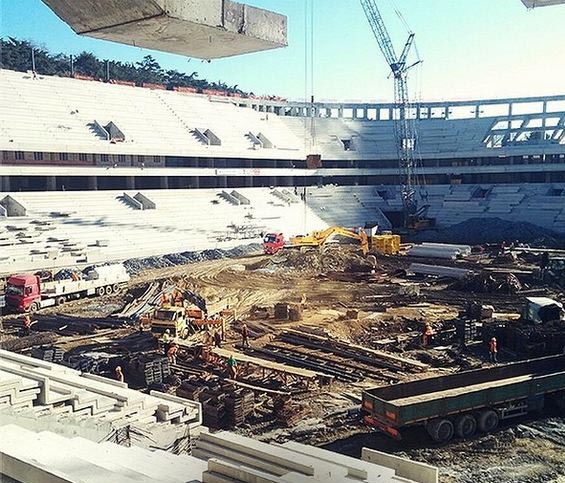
{"left": 421, "top": 323, "right": 434, "bottom": 347}
{"left": 22, "top": 314, "right": 33, "bottom": 336}
{"left": 115, "top": 366, "right": 124, "bottom": 383}
{"left": 241, "top": 323, "right": 250, "bottom": 349}
{"left": 489, "top": 337, "right": 498, "bottom": 363}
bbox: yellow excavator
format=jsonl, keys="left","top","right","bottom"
{"left": 288, "top": 226, "right": 400, "bottom": 256}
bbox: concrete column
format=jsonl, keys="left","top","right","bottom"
{"left": 126, "top": 176, "right": 135, "bottom": 190}
{"left": 159, "top": 176, "right": 169, "bottom": 189}
{"left": 46, "top": 176, "right": 56, "bottom": 191}
{"left": 0, "top": 176, "right": 10, "bottom": 192}
{"left": 87, "top": 176, "right": 98, "bottom": 190}
{"left": 190, "top": 176, "right": 200, "bottom": 189}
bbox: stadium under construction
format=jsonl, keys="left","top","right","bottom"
{"left": 1, "top": 1, "right": 565, "bottom": 483}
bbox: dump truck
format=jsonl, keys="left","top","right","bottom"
{"left": 4, "top": 263, "right": 130, "bottom": 312}
{"left": 362, "top": 354, "right": 565, "bottom": 443}
{"left": 145, "top": 305, "right": 229, "bottom": 341}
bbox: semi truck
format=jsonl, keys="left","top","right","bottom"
{"left": 4, "top": 263, "right": 130, "bottom": 312}
{"left": 362, "top": 354, "right": 565, "bottom": 443}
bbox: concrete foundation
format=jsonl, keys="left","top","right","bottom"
{"left": 41, "top": 0, "right": 287, "bottom": 59}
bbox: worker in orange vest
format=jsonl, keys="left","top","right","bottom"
{"left": 22, "top": 314, "right": 33, "bottom": 336}
{"left": 421, "top": 323, "right": 434, "bottom": 346}
{"left": 489, "top": 337, "right": 498, "bottom": 363}
{"left": 167, "top": 343, "right": 178, "bottom": 365}
{"left": 173, "top": 291, "right": 184, "bottom": 307}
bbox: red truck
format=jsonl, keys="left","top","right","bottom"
{"left": 262, "top": 233, "right": 285, "bottom": 254}
{"left": 4, "top": 264, "right": 130, "bottom": 312}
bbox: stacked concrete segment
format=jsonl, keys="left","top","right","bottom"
{"left": 0, "top": 349, "right": 201, "bottom": 449}
{"left": 194, "top": 431, "right": 430, "bottom": 482}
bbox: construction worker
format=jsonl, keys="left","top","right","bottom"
{"left": 167, "top": 343, "right": 178, "bottom": 365}
{"left": 241, "top": 323, "right": 250, "bottom": 349}
{"left": 421, "top": 323, "right": 434, "bottom": 347}
{"left": 22, "top": 314, "right": 32, "bottom": 336}
{"left": 162, "top": 329, "right": 172, "bottom": 356}
{"left": 213, "top": 331, "right": 222, "bottom": 348}
{"left": 115, "top": 366, "right": 124, "bottom": 383}
{"left": 226, "top": 355, "right": 238, "bottom": 380}
{"left": 173, "top": 291, "right": 184, "bottom": 307}
{"left": 489, "top": 337, "right": 498, "bottom": 363}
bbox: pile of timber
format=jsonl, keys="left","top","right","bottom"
{"left": 249, "top": 345, "right": 365, "bottom": 383}
{"left": 274, "top": 302, "right": 303, "bottom": 321}
{"left": 176, "top": 376, "right": 254, "bottom": 429}
{"left": 280, "top": 329, "right": 429, "bottom": 373}
{"left": 30, "top": 345, "right": 64, "bottom": 363}
{"left": 273, "top": 395, "right": 312, "bottom": 426}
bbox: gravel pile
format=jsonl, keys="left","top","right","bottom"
{"left": 124, "top": 243, "right": 262, "bottom": 275}
{"left": 414, "top": 218, "right": 564, "bottom": 247}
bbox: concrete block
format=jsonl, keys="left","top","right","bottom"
{"left": 362, "top": 448, "right": 438, "bottom": 483}
{"left": 201, "top": 431, "right": 316, "bottom": 476}
{"left": 41, "top": 0, "right": 287, "bottom": 59}
{"left": 280, "top": 441, "right": 397, "bottom": 481}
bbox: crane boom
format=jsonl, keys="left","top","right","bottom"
{"left": 360, "top": 0, "right": 419, "bottom": 220}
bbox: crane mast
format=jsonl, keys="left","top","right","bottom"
{"left": 360, "top": 0, "right": 419, "bottom": 220}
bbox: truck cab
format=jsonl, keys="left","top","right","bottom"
{"left": 263, "top": 233, "right": 284, "bottom": 254}
{"left": 521, "top": 297, "right": 564, "bottom": 324}
{"left": 148, "top": 307, "right": 191, "bottom": 340}
{"left": 5, "top": 274, "right": 41, "bottom": 312}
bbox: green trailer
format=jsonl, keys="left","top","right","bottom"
{"left": 362, "top": 354, "right": 565, "bottom": 443}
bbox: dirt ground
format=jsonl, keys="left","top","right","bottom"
{"left": 1, "top": 249, "right": 564, "bottom": 483}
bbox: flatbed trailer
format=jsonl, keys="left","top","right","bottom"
{"left": 362, "top": 354, "right": 565, "bottom": 443}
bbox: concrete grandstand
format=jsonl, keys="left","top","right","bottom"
{"left": 1, "top": 68, "right": 565, "bottom": 274}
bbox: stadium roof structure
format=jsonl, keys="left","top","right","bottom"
{"left": 521, "top": 0, "right": 565, "bottom": 7}
{"left": 41, "top": 0, "right": 287, "bottom": 59}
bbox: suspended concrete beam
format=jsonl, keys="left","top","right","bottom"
{"left": 41, "top": 0, "right": 288, "bottom": 59}
{"left": 521, "top": 0, "right": 565, "bottom": 7}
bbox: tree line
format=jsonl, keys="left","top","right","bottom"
{"left": 0, "top": 37, "right": 249, "bottom": 95}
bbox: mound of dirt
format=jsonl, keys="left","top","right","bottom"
{"left": 266, "top": 246, "right": 374, "bottom": 273}
{"left": 413, "top": 218, "right": 564, "bottom": 247}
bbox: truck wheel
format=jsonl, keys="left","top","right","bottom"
{"left": 112, "top": 284, "right": 120, "bottom": 293}
{"left": 96, "top": 287, "right": 105, "bottom": 296}
{"left": 56, "top": 296, "right": 66, "bottom": 306}
{"left": 478, "top": 410, "right": 499, "bottom": 433}
{"left": 426, "top": 418, "right": 454, "bottom": 443}
{"left": 455, "top": 414, "right": 477, "bottom": 439}
{"left": 29, "top": 302, "right": 40, "bottom": 313}
{"left": 105, "top": 286, "right": 113, "bottom": 295}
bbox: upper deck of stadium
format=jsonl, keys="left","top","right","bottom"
{"left": 1, "top": 68, "right": 564, "bottom": 163}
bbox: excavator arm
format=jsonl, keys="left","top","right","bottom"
{"left": 290, "top": 226, "right": 369, "bottom": 255}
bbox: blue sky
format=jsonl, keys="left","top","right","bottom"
{"left": 1, "top": 0, "right": 564, "bottom": 101}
